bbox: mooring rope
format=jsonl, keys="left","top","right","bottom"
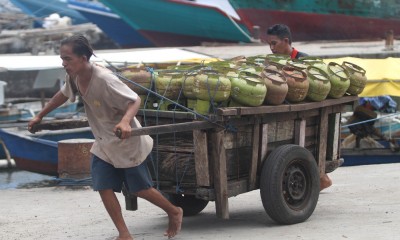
{"left": 341, "top": 112, "right": 400, "bottom": 128}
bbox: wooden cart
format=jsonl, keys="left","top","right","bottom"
{"left": 124, "top": 95, "right": 358, "bottom": 224}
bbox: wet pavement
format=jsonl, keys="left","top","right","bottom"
{"left": 0, "top": 169, "right": 57, "bottom": 189}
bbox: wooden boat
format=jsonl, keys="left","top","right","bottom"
{"left": 341, "top": 140, "right": 400, "bottom": 166}
{"left": 228, "top": 0, "right": 400, "bottom": 41}
{"left": 100, "top": 0, "right": 254, "bottom": 46}
{"left": 340, "top": 113, "right": 400, "bottom": 166}
{"left": 0, "top": 22, "right": 99, "bottom": 54}
{"left": 0, "top": 98, "right": 78, "bottom": 122}
{"left": 0, "top": 123, "right": 93, "bottom": 176}
{"left": 67, "top": 0, "right": 154, "bottom": 48}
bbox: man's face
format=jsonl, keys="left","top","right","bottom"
{"left": 60, "top": 44, "right": 86, "bottom": 77}
{"left": 266, "top": 35, "right": 289, "bottom": 55}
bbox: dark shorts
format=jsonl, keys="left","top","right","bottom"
{"left": 91, "top": 155, "right": 153, "bottom": 194}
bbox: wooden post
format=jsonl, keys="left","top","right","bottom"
{"left": 193, "top": 129, "right": 210, "bottom": 186}
{"left": 325, "top": 112, "right": 343, "bottom": 173}
{"left": 58, "top": 139, "right": 94, "bottom": 179}
{"left": 210, "top": 129, "right": 229, "bottom": 219}
{"left": 252, "top": 25, "right": 260, "bottom": 40}
{"left": 317, "top": 108, "right": 329, "bottom": 175}
{"left": 385, "top": 30, "right": 394, "bottom": 50}
{"left": 326, "top": 113, "right": 341, "bottom": 161}
{"left": 123, "top": 184, "right": 138, "bottom": 211}
{"left": 259, "top": 124, "right": 269, "bottom": 164}
{"left": 40, "top": 89, "right": 46, "bottom": 108}
{"left": 249, "top": 118, "right": 260, "bottom": 190}
{"left": 294, "top": 119, "right": 306, "bottom": 147}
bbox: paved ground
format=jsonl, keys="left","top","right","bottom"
{"left": 184, "top": 39, "right": 400, "bottom": 59}
{"left": 1, "top": 163, "right": 399, "bottom": 240}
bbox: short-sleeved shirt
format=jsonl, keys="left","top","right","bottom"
{"left": 61, "top": 64, "right": 153, "bottom": 168}
{"left": 291, "top": 47, "right": 308, "bottom": 59}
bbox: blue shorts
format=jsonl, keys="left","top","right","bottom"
{"left": 91, "top": 155, "right": 153, "bottom": 194}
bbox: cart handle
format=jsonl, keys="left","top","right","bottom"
{"left": 115, "top": 121, "right": 218, "bottom": 139}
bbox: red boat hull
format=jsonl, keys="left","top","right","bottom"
{"left": 236, "top": 9, "right": 400, "bottom": 41}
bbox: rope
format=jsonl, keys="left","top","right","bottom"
{"left": 151, "top": 69, "right": 199, "bottom": 193}
{"left": 342, "top": 112, "right": 400, "bottom": 128}
{"left": 204, "top": 72, "right": 221, "bottom": 115}
{"left": 114, "top": 70, "right": 228, "bottom": 130}
{"left": 31, "top": 0, "right": 73, "bottom": 20}
{"left": 108, "top": 62, "right": 243, "bottom": 193}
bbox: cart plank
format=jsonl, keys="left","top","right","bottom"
{"left": 193, "top": 130, "right": 210, "bottom": 186}
{"left": 295, "top": 119, "right": 306, "bottom": 147}
{"left": 249, "top": 118, "right": 260, "bottom": 190}
{"left": 210, "top": 130, "right": 229, "bottom": 219}
{"left": 217, "top": 96, "right": 358, "bottom": 116}
{"left": 259, "top": 124, "right": 269, "bottom": 164}
{"left": 327, "top": 113, "right": 341, "bottom": 161}
{"left": 317, "top": 107, "right": 329, "bottom": 175}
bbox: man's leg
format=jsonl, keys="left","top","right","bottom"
{"left": 136, "top": 188, "right": 183, "bottom": 239}
{"left": 99, "top": 189, "right": 133, "bottom": 240}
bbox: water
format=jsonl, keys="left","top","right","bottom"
{"left": 0, "top": 169, "right": 58, "bottom": 189}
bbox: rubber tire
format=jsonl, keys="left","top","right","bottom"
{"left": 260, "top": 144, "right": 320, "bottom": 224}
{"left": 167, "top": 194, "right": 209, "bottom": 217}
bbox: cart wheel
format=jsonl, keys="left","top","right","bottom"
{"left": 260, "top": 144, "right": 320, "bottom": 224}
{"left": 167, "top": 194, "right": 209, "bottom": 217}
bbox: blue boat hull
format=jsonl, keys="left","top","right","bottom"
{"left": 341, "top": 148, "right": 400, "bottom": 166}
{"left": 341, "top": 140, "right": 400, "bottom": 166}
{"left": 67, "top": 0, "right": 153, "bottom": 48}
{"left": 0, "top": 127, "right": 94, "bottom": 176}
{"left": 10, "top": 0, "right": 88, "bottom": 26}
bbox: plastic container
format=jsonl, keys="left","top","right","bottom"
{"left": 282, "top": 66, "right": 309, "bottom": 103}
{"left": 230, "top": 72, "right": 267, "bottom": 107}
{"left": 306, "top": 66, "right": 331, "bottom": 102}
{"left": 261, "top": 68, "right": 288, "bottom": 105}
{"left": 327, "top": 62, "right": 350, "bottom": 98}
{"left": 342, "top": 61, "right": 367, "bottom": 95}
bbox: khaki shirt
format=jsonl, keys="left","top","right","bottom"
{"left": 61, "top": 64, "right": 153, "bottom": 168}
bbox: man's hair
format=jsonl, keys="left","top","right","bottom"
{"left": 266, "top": 24, "right": 292, "bottom": 44}
{"left": 60, "top": 34, "right": 94, "bottom": 61}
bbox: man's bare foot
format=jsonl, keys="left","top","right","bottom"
{"left": 115, "top": 233, "right": 133, "bottom": 240}
{"left": 115, "top": 236, "right": 133, "bottom": 240}
{"left": 320, "top": 174, "right": 332, "bottom": 191}
{"left": 164, "top": 207, "right": 183, "bottom": 239}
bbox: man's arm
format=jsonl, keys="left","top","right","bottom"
{"left": 28, "top": 91, "right": 69, "bottom": 132}
{"left": 114, "top": 96, "right": 142, "bottom": 139}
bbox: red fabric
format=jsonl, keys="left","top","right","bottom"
{"left": 290, "top": 48, "right": 298, "bottom": 59}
